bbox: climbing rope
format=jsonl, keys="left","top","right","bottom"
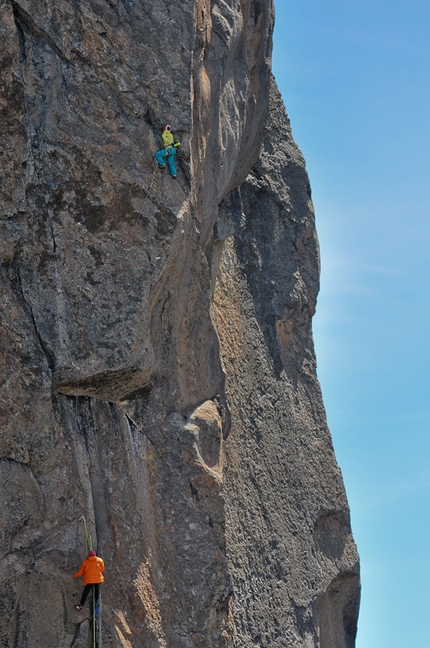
{"left": 92, "top": 585, "right": 97, "bottom": 648}
{"left": 79, "top": 515, "right": 93, "bottom": 553}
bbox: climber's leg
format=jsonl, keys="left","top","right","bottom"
{"left": 80, "top": 584, "right": 92, "bottom": 606}
{"left": 166, "top": 147, "right": 177, "bottom": 177}
{"left": 154, "top": 148, "right": 167, "bottom": 168}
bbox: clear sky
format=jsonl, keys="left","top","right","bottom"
{"left": 272, "top": 2, "right": 430, "bottom": 647}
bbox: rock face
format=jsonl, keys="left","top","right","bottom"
{"left": 0, "top": 1, "right": 360, "bottom": 647}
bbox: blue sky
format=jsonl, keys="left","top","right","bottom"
{"left": 272, "top": 2, "right": 430, "bottom": 647}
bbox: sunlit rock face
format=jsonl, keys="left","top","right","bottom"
{"left": 0, "top": 1, "right": 359, "bottom": 647}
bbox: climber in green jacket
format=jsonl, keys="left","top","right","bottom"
{"left": 154, "top": 124, "right": 180, "bottom": 178}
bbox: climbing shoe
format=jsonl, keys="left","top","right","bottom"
{"left": 74, "top": 605, "right": 84, "bottom": 611}
{"left": 158, "top": 163, "right": 166, "bottom": 169}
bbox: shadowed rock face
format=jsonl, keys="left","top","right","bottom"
{"left": 0, "top": 1, "right": 359, "bottom": 647}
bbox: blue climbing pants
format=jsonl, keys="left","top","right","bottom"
{"left": 154, "top": 146, "right": 177, "bottom": 177}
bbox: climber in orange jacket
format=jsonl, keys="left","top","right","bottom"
{"left": 74, "top": 550, "right": 105, "bottom": 611}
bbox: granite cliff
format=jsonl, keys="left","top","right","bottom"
{"left": 0, "top": 0, "right": 360, "bottom": 646}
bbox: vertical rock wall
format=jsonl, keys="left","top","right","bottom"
{"left": 0, "top": 1, "right": 359, "bottom": 647}
{"left": 212, "top": 79, "right": 360, "bottom": 648}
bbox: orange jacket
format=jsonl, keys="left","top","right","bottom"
{"left": 74, "top": 555, "right": 105, "bottom": 585}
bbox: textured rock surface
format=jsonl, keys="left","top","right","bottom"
{"left": 0, "top": 1, "right": 360, "bottom": 647}
{"left": 212, "top": 80, "right": 360, "bottom": 648}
